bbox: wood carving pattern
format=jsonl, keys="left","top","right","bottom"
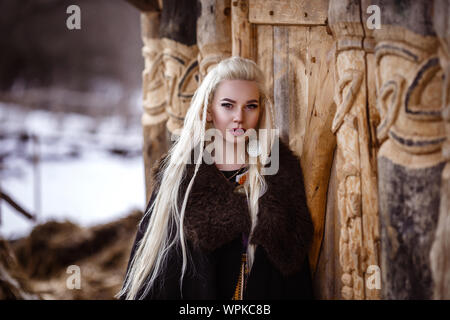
{"left": 375, "top": 44, "right": 445, "bottom": 155}
{"left": 335, "top": 115, "right": 364, "bottom": 300}
{"left": 376, "top": 75, "right": 405, "bottom": 142}
{"left": 329, "top": 0, "right": 380, "bottom": 300}
{"left": 141, "top": 11, "right": 166, "bottom": 127}
{"left": 332, "top": 70, "right": 363, "bottom": 133}
{"left": 141, "top": 11, "right": 170, "bottom": 202}
{"left": 333, "top": 69, "right": 364, "bottom": 300}
{"left": 161, "top": 38, "right": 199, "bottom": 134}
{"left": 373, "top": 2, "right": 445, "bottom": 297}
{"left": 142, "top": 42, "right": 167, "bottom": 126}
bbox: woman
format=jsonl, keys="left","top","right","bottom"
{"left": 117, "top": 56, "right": 313, "bottom": 300}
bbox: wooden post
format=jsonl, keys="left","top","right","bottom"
{"left": 430, "top": 0, "right": 450, "bottom": 300}
{"left": 141, "top": 10, "right": 169, "bottom": 202}
{"left": 373, "top": 0, "right": 445, "bottom": 299}
{"left": 329, "top": 0, "right": 380, "bottom": 300}
{"left": 231, "top": 0, "right": 255, "bottom": 60}
{"left": 161, "top": 38, "right": 199, "bottom": 135}
{"left": 159, "top": 0, "right": 199, "bottom": 136}
{"left": 197, "top": 0, "right": 232, "bottom": 80}
{"left": 141, "top": 0, "right": 200, "bottom": 201}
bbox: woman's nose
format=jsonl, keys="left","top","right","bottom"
{"left": 233, "top": 107, "right": 243, "bottom": 122}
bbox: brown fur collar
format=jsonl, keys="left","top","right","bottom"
{"left": 152, "top": 140, "right": 313, "bottom": 276}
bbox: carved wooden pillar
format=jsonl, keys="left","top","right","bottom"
{"left": 158, "top": 0, "right": 199, "bottom": 136}
{"left": 373, "top": 0, "right": 445, "bottom": 299}
{"left": 329, "top": 0, "right": 380, "bottom": 300}
{"left": 140, "top": 0, "right": 200, "bottom": 201}
{"left": 430, "top": 0, "right": 450, "bottom": 300}
{"left": 197, "top": 0, "right": 232, "bottom": 80}
{"left": 141, "top": 11, "right": 168, "bottom": 202}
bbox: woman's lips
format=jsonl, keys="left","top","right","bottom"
{"left": 230, "top": 128, "right": 246, "bottom": 136}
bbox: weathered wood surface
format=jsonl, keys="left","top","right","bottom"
{"left": 158, "top": 0, "right": 199, "bottom": 134}
{"left": 313, "top": 153, "right": 341, "bottom": 299}
{"left": 255, "top": 22, "right": 336, "bottom": 277}
{"left": 430, "top": 0, "right": 450, "bottom": 300}
{"left": 256, "top": 25, "right": 273, "bottom": 103}
{"left": 197, "top": 0, "right": 232, "bottom": 79}
{"left": 286, "top": 26, "right": 307, "bottom": 156}
{"left": 249, "top": 0, "right": 328, "bottom": 26}
{"left": 329, "top": 0, "right": 381, "bottom": 300}
{"left": 141, "top": 1, "right": 200, "bottom": 201}
{"left": 372, "top": 0, "right": 445, "bottom": 299}
{"left": 298, "top": 26, "right": 336, "bottom": 278}
{"left": 231, "top": 0, "right": 255, "bottom": 59}
{"left": 161, "top": 38, "right": 199, "bottom": 134}
{"left": 141, "top": 11, "right": 169, "bottom": 201}
{"left": 134, "top": 0, "right": 450, "bottom": 300}
{"left": 159, "top": 0, "right": 198, "bottom": 46}
{"left": 273, "top": 26, "right": 290, "bottom": 145}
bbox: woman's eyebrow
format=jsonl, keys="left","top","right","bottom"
{"left": 220, "top": 98, "right": 259, "bottom": 103}
{"left": 221, "top": 98, "right": 236, "bottom": 103}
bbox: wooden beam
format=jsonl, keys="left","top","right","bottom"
{"left": 249, "top": 0, "right": 328, "bottom": 26}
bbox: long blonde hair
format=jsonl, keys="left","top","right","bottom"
{"left": 117, "top": 56, "right": 277, "bottom": 299}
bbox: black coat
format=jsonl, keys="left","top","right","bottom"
{"left": 121, "top": 140, "right": 314, "bottom": 300}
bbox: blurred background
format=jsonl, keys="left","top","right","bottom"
{"left": 0, "top": 0, "right": 146, "bottom": 240}
{"left": 0, "top": 0, "right": 148, "bottom": 299}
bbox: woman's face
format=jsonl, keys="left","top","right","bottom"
{"left": 207, "top": 80, "right": 261, "bottom": 144}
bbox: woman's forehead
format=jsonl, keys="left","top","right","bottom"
{"left": 214, "top": 80, "right": 260, "bottom": 100}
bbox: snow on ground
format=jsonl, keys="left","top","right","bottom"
{"left": 0, "top": 102, "right": 146, "bottom": 240}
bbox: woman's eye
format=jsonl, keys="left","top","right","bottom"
{"left": 221, "top": 103, "right": 233, "bottom": 108}
{"left": 246, "top": 104, "right": 258, "bottom": 109}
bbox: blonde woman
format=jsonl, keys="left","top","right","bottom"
{"left": 117, "top": 56, "right": 313, "bottom": 300}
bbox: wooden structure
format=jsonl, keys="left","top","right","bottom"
{"left": 126, "top": 0, "right": 450, "bottom": 299}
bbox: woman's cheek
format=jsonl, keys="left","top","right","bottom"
{"left": 248, "top": 111, "right": 260, "bottom": 129}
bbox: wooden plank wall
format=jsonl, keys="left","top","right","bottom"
{"left": 250, "top": 1, "right": 337, "bottom": 294}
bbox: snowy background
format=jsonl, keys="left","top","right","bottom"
{"left": 0, "top": 100, "right": 146, "bottom": 240}
{"left": 0, "top": 0, "right": 147, "bottom": 240}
